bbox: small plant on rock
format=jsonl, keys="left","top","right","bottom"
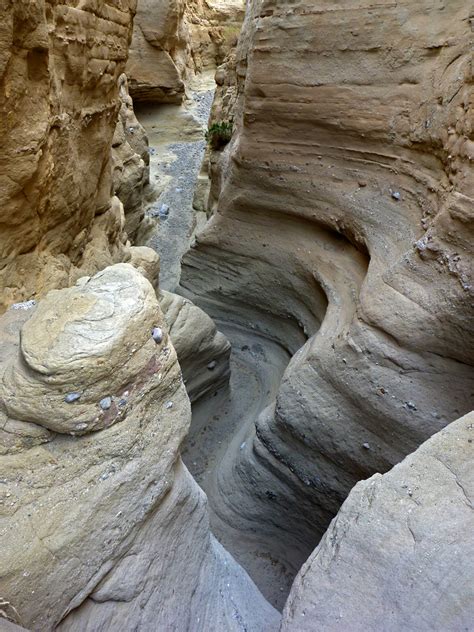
{"left": 205, "top": 120, "right": 233, "bottom": 150}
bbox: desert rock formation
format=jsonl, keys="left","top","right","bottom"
{"left": 1, "top": 0, "right": 473, "bottom": 630}
{"left": 282, "top": 411, "right": 474, "bottom": 632}
{"left": 0, "top": 264, "right": 278, "bottom": 631}
{"left": 0, "top": 1, "right": 138, "bottom": 313}
{"left": 127, "top": 0, "right": 245, "bottom": 102}
{"left": 180, "top": 0, "right": 474, "bottom": 605}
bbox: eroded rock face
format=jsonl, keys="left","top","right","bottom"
{"left": 282, "top": 411, "right": 474, "bottom": 632}
{"left": 161, "top": 289, "right": 231, "bottom": 402}
{"left": 127, "top": 0, "right": 245, "bottom": 102}
{"left": 112, "top": 74, "right": 151, "bottom": 240}
{"left": 180, "top": 0, "right": 474, "bottom": 598}
{"left": 0, "top": 264, "right": 279, "bottom": 631}
{"left": 0, "top": 1, "right": 140, "bottom": 313}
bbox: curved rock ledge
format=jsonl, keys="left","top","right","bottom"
{"left": 179, "top": 0, "right": 474, "bottom": 607}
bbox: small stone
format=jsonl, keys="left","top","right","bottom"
{"left": 165, "top": 401, "right": 173, "bottom": 409}
{"left": 207, "top": 360, "right": 217, "bottom": 371}
{"left": 159, "top": 204, "right": 170, "bottom": 217}
{"left": 75, "top": 423, "right": 88, "bottom": 431}
{"left": 405, "top": 401, "right": 417, "bottom": 411}
{"left": 391, "top": 191, "right": 401, "bottom": 200}
{"left": 358, "top": 180, "right": 367, "bottom": 187}
{"left": 152, "top": 327, "right": 163, "bottom": 343}
{"left": 65, "top": 392, "right": 81, "bottom": 403}
{"left": 99, "top": 397, "right": 112, "bottom": 411}
{"left": 362, "top": 442, "right": 371, "bottom": 450}
{"left": 11, "top": 299, "right": 37, "bottom": 311}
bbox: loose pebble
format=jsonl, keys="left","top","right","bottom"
{"left": 391, "top": 191, "right": 401, "bottom": 200}
{"left": 362, "top": 442, "right": 371, "bottom": 450}
{"left": 165, "top": 401, "right": 173, "bottom": 409}
{"left": 207, "top": 360, "right": 217, "bottom": 370}
{"left": 405, "top": 401, "right": 417, "bottom": 411}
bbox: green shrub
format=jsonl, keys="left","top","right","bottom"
{"left": 205, "top": 120, "right": 233, "bottom": 150}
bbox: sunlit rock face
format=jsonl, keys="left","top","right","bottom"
{"left": 0, "top": 1, "right": 141, "bottom": 313}
{"left": 180, "top": 0, "right": 474, "bottom": 591}
{"left": 126, "top": 0, "right": 245, "bottom": 102}
{"left": 0, "top": 264, "right": 279, "bottom": 631}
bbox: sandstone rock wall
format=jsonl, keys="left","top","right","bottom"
{"left": 127, "top": 0, "right": 245, "bottom": 102}
{"left": 180, "top": 0, "right": 474, "bottom": 597}
{"left": 282, "top": 411, "right": 474, "bottom": 631}
{"left": 0, "top": 264, "right": 278, "bottom": 631}
{"left": 0, "top": 1, "right": 139, "bottom": 313}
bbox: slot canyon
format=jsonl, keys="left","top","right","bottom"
{"left": 0, "top": 1, "right": 473, "bottom": 630}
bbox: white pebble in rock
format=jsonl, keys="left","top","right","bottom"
{"left": 65, "top": 392, "right": 81, "bottom": 403}
{"left": 207, "top": 360, "right": 217, "bottom": 371}
{"left": 152, "top": 327, "right": 163, "bottom": 343}
{"left": 100, "top": 397, "right": 112, "bottom": 411}
{"left": 405, "top": 401, "right": 417, "bottom": 411}
{"left": 391, "top": 191, "right": 401, "bottom": 200}
{"left": 165, "top": 401, "right": 173, "bottom": 409}
{"left": 362, "top": 442, "right": 371, "bottom": 450}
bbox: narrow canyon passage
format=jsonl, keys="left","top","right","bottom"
{"left": 135, "top": 80, "right": 315, "bottom": 609}
{"left": 1, "top": 1, "right": 473, "bottom": 630}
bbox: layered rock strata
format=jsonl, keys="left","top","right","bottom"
{"left": 127, "top": 0, "right": 245, "bottom": 103}
{"left": 0, "top": 1, "right": 138, "bottom": 313}
{"left": 0, "top": 264, "right": 278, "bottom": 631}
{"left": 112, "top": 74, "right": 151, "bottom": 240}
{"left": 180, "top": 0, "right": 474, "bottom": 603}
{"left": 282, "top": 411, "right": 474, "bottom": 631}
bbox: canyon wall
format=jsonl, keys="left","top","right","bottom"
{"left": 0, "top": 264, "right": 278, "bottom": 631}
{"left": 127, "top": 0, "right": 245, "bottom": 102}
{"left": 282, "top": 410, "right": 474, "bottom": 631}
{"left": 0, "top": 1, "right": 140, "bottom": 313}
{"left": 180, "top": 0, "right": 474, "bottom": 600}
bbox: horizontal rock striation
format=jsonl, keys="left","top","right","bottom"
{"left": 0, "top": 264, "right": 278, "bottom": 631}
{"left": 0, "top": 1, "right": 139, "bottom": 312}
{"left": 180, "top": 0, "right": 474, "bottom": 604}
{"left": 282, "top": 411, "right": 474, "bottom": 631}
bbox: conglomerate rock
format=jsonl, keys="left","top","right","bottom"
{"left": 0, "top": 264, "right": 279, "bottom": 631}
{"left": 282, "top": 411, "right": 474, "bottom": 632}
{"left": 0, "top": 1, "right": 138, "bottom": 313}
{"left": 180, "top": 0, "right": 474, "bottom": 599}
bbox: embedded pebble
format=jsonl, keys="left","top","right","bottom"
{"left": 405, "top": 401, "right": 417, "bottom": 411}
{"left": 10, "top": 300, "right": 37, "bottom": 311}
{"left": 75, "top": 423, "right": 88, "bottom": 431}
{"left": 391, "top": 191, "right": 401, "bottom": 200}
{"left": 165, "top": 401, "right": 173, "bottom": 409}
{"left": 100, "top": 397, "right": 112, "bottom": 411}
{"left": 152, "top": 327, "right": 164, "bottom": 343}
{"left": 362, "top": 442, "right": 371, "bottom": 450}
{"left": 207, "top": 360, "right": 217, "bottom": 371}
{"left": 65, "top": 392, "right": 81, "bottom": 403}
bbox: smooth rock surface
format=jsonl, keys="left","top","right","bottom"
{"left": 282, "top": 411, "right": 474, "bottom": 632}
{"left": 0, "top": 264, "right": 279, "bottom": 631}
{"left": 180, "top": 0, "right": 474, "bottom": 604}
